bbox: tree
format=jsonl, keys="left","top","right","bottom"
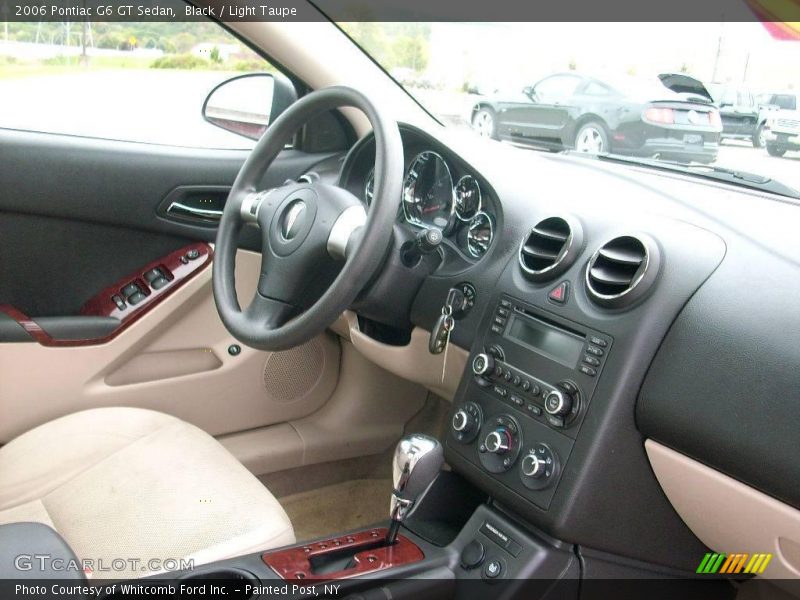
{"left": 390, "top": 35, "right": 428, "bottom": 72}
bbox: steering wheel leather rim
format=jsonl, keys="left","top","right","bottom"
{"left": 212, "top": 86, "right": 403, "bottom": 351}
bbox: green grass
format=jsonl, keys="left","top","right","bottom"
{"left": 0, "top": 54, "right": 156, "bottom": 79}
{"left": 0, "top": 53, "right": 275, "bottom": 79}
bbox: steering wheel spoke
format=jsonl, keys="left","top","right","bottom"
{"left": 244, "top": 289, "right": 297, "bottom": 331}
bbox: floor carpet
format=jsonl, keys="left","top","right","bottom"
{"left": 278, "top": 478, "right": 392, "bottom": 542}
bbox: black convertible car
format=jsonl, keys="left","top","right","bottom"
{"left": 471, "top": 72, "right": 722, "bottom": 163}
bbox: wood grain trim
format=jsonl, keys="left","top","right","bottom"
{"left": 0, "top": 304, "right": 50, "bottom": 344}
{"left": 0, "top": 242, "right": 212, "bottom": 347}
{"left": 262, "top": 527, "right": 424, "bottom": 581}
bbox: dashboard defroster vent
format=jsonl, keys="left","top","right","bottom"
{"left": 586, "top": 235, "right": 660, "bottom": 308}
{"left": 519, "top": 216, "right": 582, "bottom": 281}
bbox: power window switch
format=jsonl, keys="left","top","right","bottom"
{"left": 112, "top": 295, "right": 126, "bottom": 311}
{"left": 128, "top": 291, "right": 147, "bottom": 306}
{"left": 144, "top": 268, "right": 164, "bottom": 283}
{"left": 151, "top": 277, "right": 169, "bottom": 290}
{"left": 122, "top": 282, "right": 141, "bottom": 298}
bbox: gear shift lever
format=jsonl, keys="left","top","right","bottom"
{"left": 386, "top": 434, "right": 444, "bottom": 545}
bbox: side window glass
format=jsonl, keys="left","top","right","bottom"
{"left": 535, "top": 76, "right": 580, "bottom": 98}
{"left": 582, "top": 81, "right": 611, "bottom": 96}
{"left": 0, "top": 22, "right": 280, "bottom": 148}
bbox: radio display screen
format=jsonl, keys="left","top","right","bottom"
{"left": 506, "top": 314, "right": 584, "bottom": 368}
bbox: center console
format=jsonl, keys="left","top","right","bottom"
{"left": 447, "top": 294, "right": 611, "bottom": 510}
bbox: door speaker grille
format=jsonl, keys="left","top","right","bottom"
{"left": 263, "top": 339, "right": 325, "bottom": 402}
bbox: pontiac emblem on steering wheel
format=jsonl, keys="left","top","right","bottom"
{"left": 281, "top": 200, "right": 306, "bottom": 240}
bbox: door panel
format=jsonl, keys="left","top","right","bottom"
{"left": 0, "top": 129, "right": 341, "bottom": 316}
{"left": 0, "top": 128, "right": 346, "bottom": 442}
{"left": 0, "top": 128, "right": 340, "bottom": 247}
{"left": 0, "top": 211, "right": 193, "bottom": 317}
{"left": 0, "top": 250, "right": 341, "bottom": 443}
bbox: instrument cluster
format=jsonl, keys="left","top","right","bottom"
{"left": 360, "top": 147, "right": 496, "bottom": 261}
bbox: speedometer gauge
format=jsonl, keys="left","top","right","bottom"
{"left": 364, "top": 169, "right": 375, "bottom": 206}
{"left": 402, "top": 151, "right": 454, "bottom": 231}
{"left": 467, "top": 212, "right": 493, "bottom": 258}
{"left": 454, "top": 175, "right": 481, "bottom": 220}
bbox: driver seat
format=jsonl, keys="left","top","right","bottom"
{"left": 0, "top": 407, "right": 295, "bottom": 579}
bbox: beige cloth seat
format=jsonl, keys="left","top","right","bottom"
{"left": 0, "top": 407, "right": 294, "bottom": 579}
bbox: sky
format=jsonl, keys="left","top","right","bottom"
{"left": 426, "top": 22, "right": 800, "bottom": 93}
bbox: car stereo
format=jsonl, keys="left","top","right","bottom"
{"left": 447, "top": 294, "right": 612, "bottom": 509}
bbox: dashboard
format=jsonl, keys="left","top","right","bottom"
{"left": 339, "top": 127, "right": 499, "bottom": 272}
{"left": 336, "top": 121, "right": 800, "bottom": 576}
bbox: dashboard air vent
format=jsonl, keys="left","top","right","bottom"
{"left": 519, "top": 216, "right": 582, "bottom": 281}
{"left": 586, "top": 235, "right": 659, "bottom": 308}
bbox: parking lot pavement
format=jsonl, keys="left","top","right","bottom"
{"left": 715, "top": 141, "right": 800, "bottom": 191}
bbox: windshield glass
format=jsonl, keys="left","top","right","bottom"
{"left": 341, "top": 22, "right": 800, "bottom": 194}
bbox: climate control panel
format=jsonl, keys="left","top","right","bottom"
{"left": 449, "top": 396, "right": 570, "bottom": 509}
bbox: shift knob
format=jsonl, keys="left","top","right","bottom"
{"left": 386, "top": 434, "right": 443, "bottom": 543}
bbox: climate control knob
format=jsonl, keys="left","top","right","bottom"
{"left": 452, "top": 409, "right": 475, "bottom": 434}
{"left": 472, "top": 353, "right": 495, "bottom": 377}
{"left": 521, "top": 453, "right": 545, "bottom": 479}
{"left": 519, "top": 443, "right": 559, "bottom": 490}
{"left": 451, "top": 402, "right": 482, "bottom": 444}
{"left": 544, "top": 388, "right": 573, "bottom": 417}
{"left": 484, "top": 428, "right": 512, "bottom": 454}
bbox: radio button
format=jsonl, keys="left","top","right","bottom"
{"left": 491, "top": 325, "right": 503, "bottom": 334}
{"left": 526, "top": 403, "right": 542, "bottom": 416}
{"left": 546, "top": 414, "right": 565, "bottom": 428}
{"left": 521, "top": 380, "right": 531, "bottom": 392}
{"left": 590, "top": 336, "right": 607, "bottom": 348}
{"left": 493, "top": 386, "right": 508, "bottom": 398}
{"left": 586, "top": 345, "right": 604, "bottom": 357}
{"left": 530, "top": 384, "right": 541, "bottom": 397}
{"left": 500, "top": 299, "right": 512, "bottom": 308}
{"left": 544, "top": 389, "right": 571, "bottom": 416}
{"left": 497, "top": 308, "right": 509, "bottom": 318}
{"left": 579, "top": 365, "right": 597, "bottom": 377}
{"left": 472, "top": 353, "right": 495, "bottom": 376}
{"left": 582, "top": 355, "right": 600, "bottom": 367}
{"left": 512, "top": 375, "right": 521, "bottom": 387}
{"left": 510, "top": 395, "right": 524, "bottom": 407}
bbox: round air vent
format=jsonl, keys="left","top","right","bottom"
{"left": 586, "top": 235, "right": 660, "bottom": 308}
{"left": 519, "top": 216, "right": 583, "bottom": 281}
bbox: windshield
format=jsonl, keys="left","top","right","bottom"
{"left": 341, "top": 22, "right": 800, "bottom": 194}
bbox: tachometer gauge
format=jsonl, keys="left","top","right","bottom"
{"left": 467, "top": 212, "right": 493, "bottom": 258}
{"left": 454, "top": 175, "right": 481, "bottom": 221}
{"left": 364, "top": 169, "right": 375, "bottom": 206}
{"left": 402, "top": 151, "right": 454, "bottom": 231}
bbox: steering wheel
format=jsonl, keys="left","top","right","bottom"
{"left": 213, "top": 86, "right": 403, "bottom": 351}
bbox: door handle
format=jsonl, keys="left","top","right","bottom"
{"left": 158, "top": 185, "right": 230, "bottom": 226}
{"left": 166, "top": 201, "right": 223, "bottom": 222}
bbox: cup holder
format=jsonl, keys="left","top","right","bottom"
{"left": 176, "top": 567, "right": 260, "bottom": 599}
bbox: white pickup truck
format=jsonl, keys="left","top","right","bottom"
{"left": 763, "top": 92, "right": 800, "bottom": 157}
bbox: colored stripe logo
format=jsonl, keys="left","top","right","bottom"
{"left": 696, "top": 553, "right": 772, "bottom": 575}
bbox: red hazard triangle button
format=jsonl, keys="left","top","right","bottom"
{"left": 548, "top": 281, "right": 569, "bottom": 304}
